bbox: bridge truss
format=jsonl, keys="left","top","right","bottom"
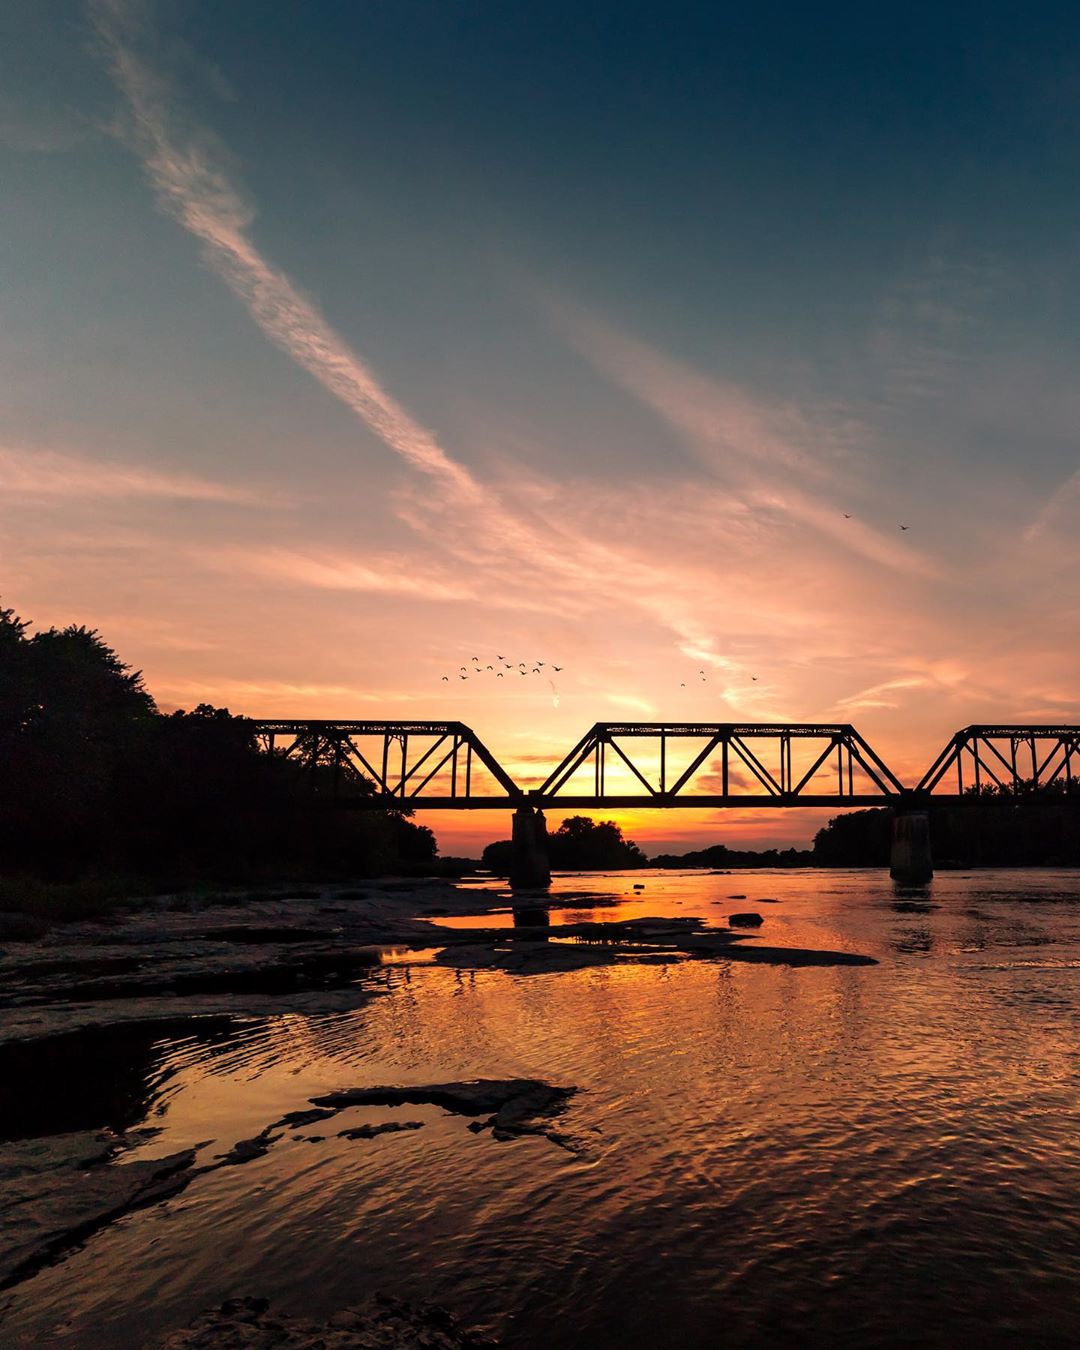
{"left": 254, "top": 721, "right": 521, "bottom": 808}
{"left": 917, "top": 726, "right": 1080, "bottom": 798}
{"left": 532, "top": 723, "right": 907, "bottom": 808}
{"left": 252, "top": 720, "right": 1080, "bottom": 810}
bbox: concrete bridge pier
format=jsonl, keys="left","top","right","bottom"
{"left": 890, "top": 809, "right": 933, "bottom": 884}
{"left": 510, "top": 805, "right": 551, "bottom": 890}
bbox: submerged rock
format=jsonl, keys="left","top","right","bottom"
{"left": 210, "top": 1130, "right": 279, "bottom": 1166}
{"left": 338, "top": 1120, "right": 425, "bottom": 1140}
{"left": 311, "top": 1079, "right": 577, "bottom": 1147}
{"left": 0, "top": 1131, "right": 196, "bottom": 1292}
{"left": 158, "top": 1292, "right": 495, "bottom": 1347}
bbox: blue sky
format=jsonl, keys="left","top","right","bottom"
{"left": 2, "top": 0, "right": 1078, "bottom": 850}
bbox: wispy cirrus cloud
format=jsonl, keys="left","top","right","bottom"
{"left": 540, "top": 291, "right": 939, "bottom": 578}
{"left": 0, "top": 446, "right": 266, "bottom": 504}
{"left": 1025, "top": 466, "right": 1080, "bottom": 544}
{"left": 92, "top": 0, "right": 481, "bottom": 506}
{"left": 91, "top": 0, "right": 932, "bottom": 673}
{"left": 220, "top": 547, "right": 477, "bottom": 602}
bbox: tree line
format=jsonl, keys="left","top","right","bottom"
{"left": 812, "top": 788, "right": 1080, "bottom": 867}
{"left": 0, "top": 604, "right": 436, "bottom": 884}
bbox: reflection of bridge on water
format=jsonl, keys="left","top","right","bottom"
{"left": 254, "top": 721, "right": 1080, "bottom": 887}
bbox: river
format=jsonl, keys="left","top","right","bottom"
{"left": 5, "top": 867, "right": 1080, "bottom": 1348}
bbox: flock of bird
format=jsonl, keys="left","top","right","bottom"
{"left": 441, "top": 515, "right": 908, "bottom": 695}
{"left": 441, "top": 655, "right": 564, "bottom": 683}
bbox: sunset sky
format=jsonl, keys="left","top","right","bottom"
{"left": 3, "top": 1, "right": 1078, "bottom": 853}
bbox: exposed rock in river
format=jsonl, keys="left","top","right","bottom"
{"left": 338, "top": 1120, "right": 424, "bottom": 1140}
{"left": 311, "top": 1079, "right": 577, "bottom": 1146}
{"left": 432, "top": 915, "right": 876, "bottom": 973}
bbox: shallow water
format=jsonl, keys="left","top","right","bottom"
{"left": 6, "top": 868, "right": 1080, "bottom": 1348}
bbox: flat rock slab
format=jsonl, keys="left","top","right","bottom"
{"left": 158, "top": 1293, "right": 494, "bottom": 1348}
{"left": 311, "top": 1079, "right": 577, "bottom": 1145}
{"left": 0, "top": 1131, "right": 195, "bottom": 1292}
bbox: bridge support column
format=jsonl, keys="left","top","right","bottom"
{"left": 510, "top": 805, "right": 551, "bottom": 890}
{"left": 890, "top": 810, "right": 933, "bottom": 884}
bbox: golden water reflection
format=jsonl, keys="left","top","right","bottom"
{"left": 7, "top": 868, "right": 1080, "bottom": 1349}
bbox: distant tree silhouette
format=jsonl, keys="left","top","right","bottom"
{"left": 651, "top": 842, "right": 814, "bottom": 868}
{"left": 482, "top": 815, "right": 645, "bottom": 872}
{"left": 811, "top": 808, "right": 892, "bottom": 867}
{"left": 549, "top": 816, "right": 646, "bottom": 869}
{"left": 812, "top": 787, "right": 1080, "bottom": 867}
{"left": 0, "top": 601, "right": 436, "bottom": 884}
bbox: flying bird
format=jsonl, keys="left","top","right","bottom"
{"left": 486, "top": 665, "right": 493, "bottom": 670}
{"left": 497, "top": 654, "right": 505, "bottom": 660}
{"left": 680, "top": 682, "right": 686, "bottom": 687}
{"left": 899, "top": 524, "right": 909, "bottom": 531}
{"left": 496, "top": 672, "right": 504, "bottom": 678}
{"left": 751, "top": 676, "right": 758, "bottom": 682}
{"left": 553, "top": 666, "right": 563, "bottom": 672}
{"left": 441, "top": 676, "right": 449, "bottom": 682}
{"left": 843, "top": 513, "right": 852, "bottom": 519}
{"left": 460, "top": 674, "right": 468, "bottom": 680}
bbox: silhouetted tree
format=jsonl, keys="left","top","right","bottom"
{"left": 0, "top": 601, "right": 437, "bottom": 884}
{"left": 549, "top": 816, "right": 646, "bottom": 869}
{"left": 482, "top": 815, "right": 645, "bottom": 872}
{"left": 812, "top": 788, "right": 1080, "bottom": 867}
{"left": 651, "top": 842, "right": 814, "bottom": 868}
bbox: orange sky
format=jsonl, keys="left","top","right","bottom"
{"left": 4, "top": 1, "right": 1078, "bottom": 860}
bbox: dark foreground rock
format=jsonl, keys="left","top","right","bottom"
{"left": 0, "top": 1131, "right": 196, "bottom": 1292}
{"left": 729, "top": 912, "right": 764, "bottom": 926}
{"left": 311, "top": 1079, "right": 577, "bottom": 1145}
{"left": 159, "top": 1293, "right": 495, "bottom": 1348}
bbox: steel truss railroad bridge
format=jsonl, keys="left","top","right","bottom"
{"left": 253, "top": 721, "right": 1080, "bottom": 809}
{"left": 253, "top": 722, "right": 1079, "bottom": 885}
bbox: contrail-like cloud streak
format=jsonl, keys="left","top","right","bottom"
{"left": 92, "top": 0, "right": 954, "bottom": 708}
{"left": 91, "top": 1, "right": 734, "bottom": 650}
{"left": 93, "top": 0, "right": 480, "bottom": 506}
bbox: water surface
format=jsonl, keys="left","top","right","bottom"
{"left": 7, "top": 868, "right": 1080, "bottom": 1348}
